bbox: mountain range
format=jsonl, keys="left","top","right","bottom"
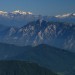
{"left": 0, "top": 11, "right": 75, "bottom": 75}
{"left": 0, "top": 10, "right": 75, "bottom": 27}
{"left": 0, "top": 19, "right": 75, "bottom": 52}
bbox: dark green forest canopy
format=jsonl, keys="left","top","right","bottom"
{"left": 0, "top": 60, "right": 57, "bottom": 75}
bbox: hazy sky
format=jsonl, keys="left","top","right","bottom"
{"left": 0, "top": 0, "right": 75, "bottom": 16}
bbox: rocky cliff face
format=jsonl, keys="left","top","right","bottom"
{"left": 0, "top": 20, "right": 75, "bottom": 52}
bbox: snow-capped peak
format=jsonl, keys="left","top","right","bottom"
{"left": 73, "top": 13, "right": 75, "bottom": 16}
{"left": 0, "top": 10, "right": 33, "bottom": 16}
{"left": 11, "top": 10, "right": 32, "bottom": 15}
{"left": 0, "top": 11, "right": 7, "bottom": 15}
{"left": 0, "top": 11, "right": 7, "bottom": 14}
{"left": 55, "top": 13, "right": 75, "bottom": 18}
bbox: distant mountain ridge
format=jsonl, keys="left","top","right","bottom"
{"left": 0, "top": 10, "right": 38, "bottom": 27}
{"left": 0, "top": 10, "right": 75, "bottom": 27}
{"left": 55, "top": 13, "right": 75, "bottom": 18}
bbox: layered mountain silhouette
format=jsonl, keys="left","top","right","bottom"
{"left": 0, "top": 11, "right": 75, "bottom": 75}
{"left": 0, "top": 43, "right": 75, "bottom": 75}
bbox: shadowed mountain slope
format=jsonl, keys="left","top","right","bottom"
{"left": 0, "top": 43, "right": 75, "bottom": 75}
{"left": 0, "top": 60, "right": 57, "bottom": 75}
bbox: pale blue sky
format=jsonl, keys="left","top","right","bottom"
{"left": 0, "top": 0, "right": 75, "bottom": 16}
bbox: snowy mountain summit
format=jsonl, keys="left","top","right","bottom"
{"left": 0, "top": 10, "right": 32, "bottom": 15}
{"left": 0, "top": 10, "right": 36, "bottom": 27}
{"left": 55, "top": 13, "right": 75, "bottom": 18}
{"left": 0, "top": 10, "right": 75, "bottom": 27}
{"left": 11, "top": 10, "right": 33, "bottom": 15}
